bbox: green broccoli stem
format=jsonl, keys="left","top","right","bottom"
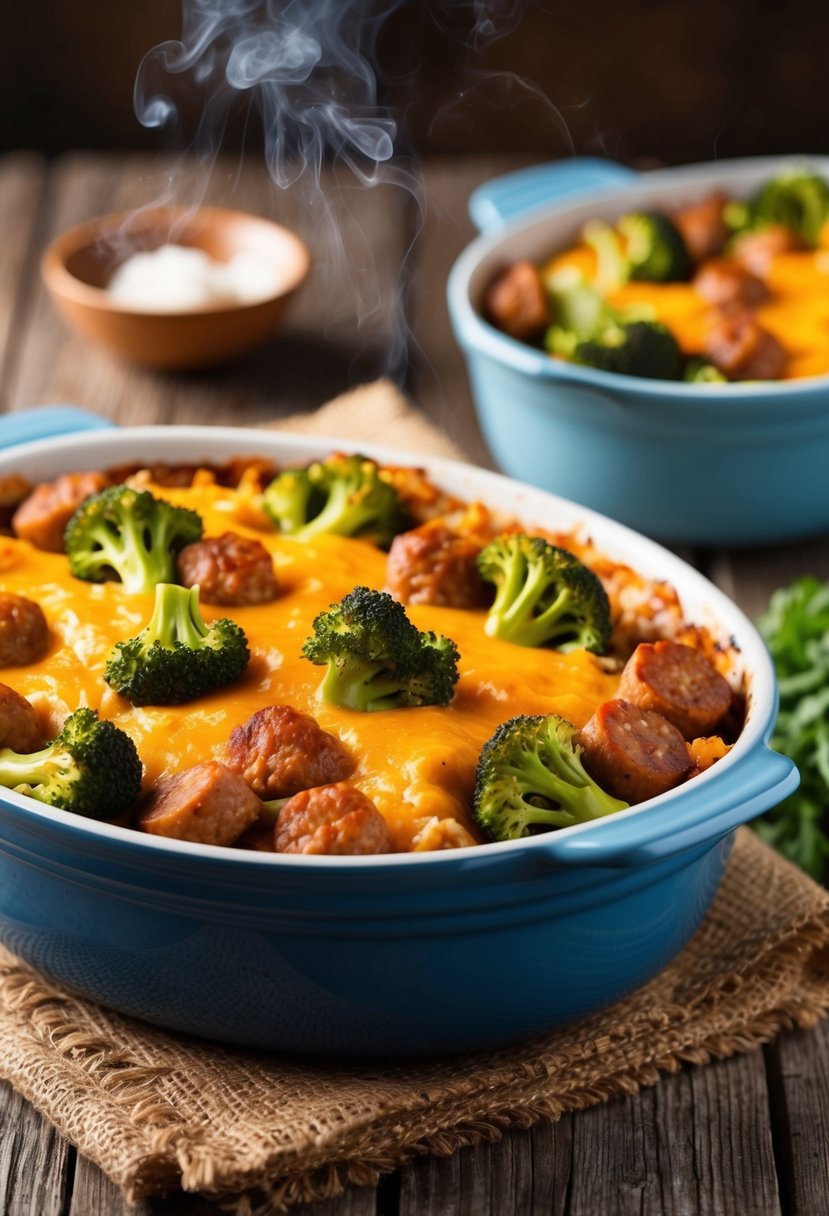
{"left": 96, "top": 513, "right": 176, "bottom": 594}
{"left": 583, "top": 219, "right": 629, "bottom": 292}
{"left": 146, "top": 584, "right": 210, "bottom": 648}
{"left": 299, "top": 480, "right": 372, "bottom": 540}
{"left": 320, "top": 659, "right": 409, "bottom": 712}
{"left": 259, "top": 797, "right": 290, "bottom": 824}
{"left": 0, "top": 745, "right": 71, "bottom": 799}
{"left": 508, "top": 746, "right": 625, "bottom": 826}
{"left": 488, "top": 560, "right": 578, "bottom": 648}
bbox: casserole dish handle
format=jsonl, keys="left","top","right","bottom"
{"left": 468, "top": 157, "right": 639, "bottom": 234}
{"left": 532, "top": 748, "right": 798, "bottom": 869}
{"left": 0, "top": 406, "right": 115, "bottom": 449}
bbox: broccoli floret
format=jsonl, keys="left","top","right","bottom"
{"left": 104, "top": 583, "right": 249, "bottom": 705}
{"left": 684, "top": 356, "right": 728, "bottom": 384}
{"left": 0, "top": 707, "right": 142, "bottom": 820}
{"left": 302, "top": 585, "right": 460, "bottom": 711}
{"left": 263, "top": 453, "right": 406, "bottom": 548}
{"left": 581, "top": 212, "right": 690, "bottom": 288}
{"left": 473, "top": 713, "right": 628, "bottom": 841}
{"left": 476, "top": 534, "right": 611, "bottom": 653}
{"left": 543, "top": 267, "right": 618, "bottom": 358}
{"left": 727, "top": 169, "right": 829, "bottom": 247}
{"left": 64, "top": 484, "right": 203, "bottom": 595}
{"left": 572, "top": 319, "right": 682, "bottom": 380}
{"left": 617, "top": 210, "right": 692, "bottom": 282}
{"left": 582, "top": 219, "right": 630, "bottom": 292}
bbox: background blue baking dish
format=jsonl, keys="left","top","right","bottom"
{"left": 448, "top": 154, "right": 829, "bottom": 547}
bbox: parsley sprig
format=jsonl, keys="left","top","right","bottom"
{"left": 755, "top": 576, "right": 829, "bottom": 880}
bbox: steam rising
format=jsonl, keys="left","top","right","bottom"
{"left": 133, "top": 1, "right": 532, "bottom": 378}
{"left": 135, "top": 0, "right": 406, "bottom": 187}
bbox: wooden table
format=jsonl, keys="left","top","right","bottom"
{"left": 0, "top": 151, "right": 827, "bottom": 1216}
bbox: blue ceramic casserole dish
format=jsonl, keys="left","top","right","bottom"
{"left": 447, "top": 154, "right": 829, "bottom": 547}
{"left": 0, "top": 412, "right": 797, "bottom": 1056}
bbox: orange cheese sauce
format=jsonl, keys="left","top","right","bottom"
{"left": 545, "top": 245, "right": 829, "bottom": 380}
{"left": 0, "top": 483, "right": 620, "bottom": 850}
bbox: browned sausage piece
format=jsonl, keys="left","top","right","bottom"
{"left": 616, "top": 640, "right": 733, "bottom": 740}
{"left": 138, "top": 761, "right": 262, "bottom": 846}
{"left": 0, "top": 682, "right": 43, "bottom": 752}
{"left": 12, "top": 471, "right": 108, "bottom": 553}
{"left": 579, "top": 699, "right": 692, "bottom": 804}
{"left": 673, "top": 192, "right": 729, "bottom": 262}
{"left": 693, "top": 258, "right": 768, "bottom": 310}
{"left": 385, "top": 521, "right": 490, "bottom": 608}
{"left": 274, "top": 782, "right": 393, "bottom": 855}
{"left": 484, "top": 260, "right": 551, "bottom": 341}
{"left": 225, "top": 704, "right": 354, "bottom": 799}
{"left": 0, "top": 474, "right": 31, "bottom": 534}
{"left": 177, "top": 532, "right": 279, "bottom": 606}
{"left": 0, "top": 592, "right": 49, "bottom": 666}
{"left": 704, "top": 312, "right": 788, "bottom": 381}
{"left": 731, "top": 224, "right": 804, "bottom": 277}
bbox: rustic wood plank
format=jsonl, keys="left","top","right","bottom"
{"left": 287, "top": 1190, "right": 379, "bottom": 1216}
{"left": 709, "top": 536, "right": 829, "bottom": 622}
{"left": 69, "top": 1155, "right": 153, "bottom": 1216}
{"left": 567, "top": 1052, "right": 781, "bottom": 1216}
{"left": 0, "top": 153, "right": 46, "bottom": 406}
{"left": 69, "top": 1151, "right": 380, "bottom": 1216}
{"left": 6, "top": 152, "right": 414, "bottom": 428}
{"left": 764, "top": 1020, "right": 829, "bottom": 1216}
{"left": 410, "top": 154, "right": 534, "bottom": 468}
{"left": 397, "top": 1118, "right": 571, "bottom": 1216}
{"left": 0, "top": 1080, "right": 69, "bottom": 1216}
{"left": 684, "top": 1052, "right": 781, "bottom": 1216}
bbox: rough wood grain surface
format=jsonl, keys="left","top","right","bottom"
{"left": 765, "top": 1019, "right": 829, "bottom": 1216}
{"left": 0, "top": 1081, "right": 69, "bottom": 1216}
{"left": 0, "top": 152, "right": 827, "bottom": 1216}
{"left": 565, "top": 1051, "right": 781, "bottom": 1216}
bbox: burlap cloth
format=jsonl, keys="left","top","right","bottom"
{"left": 1, "top": 381, "right": 829, "bottom": 1213}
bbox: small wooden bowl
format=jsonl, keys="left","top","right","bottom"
{"left": 41, "top": 206, "right": 310, "bottom": 370}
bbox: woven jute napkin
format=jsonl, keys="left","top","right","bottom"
{"left": 1, "top": 381, "right": 829, "bottom": 1213}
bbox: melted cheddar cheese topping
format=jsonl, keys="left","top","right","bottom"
{"left": 546, "top": 244, "right": 829, "bottom": 380}
{"left": 0, "top": 481, "right": 621, "bottom": 850}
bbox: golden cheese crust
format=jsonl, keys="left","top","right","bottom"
{"left": 0, "top": 461, "right": 741, "bottom": 853}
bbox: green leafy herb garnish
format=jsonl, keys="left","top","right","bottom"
{"left": 755, "top": 576, "right": 829, "bottom": 880}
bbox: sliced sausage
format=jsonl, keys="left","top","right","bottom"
{"left": 138, "top": 761, "right": 261, "bottom": 846}
{"left": 274, "top": 782, "right": 393, "bottom": 855}
{"left": 0, "top": 592, "right": 49, "bottom": 666}
{"left": 0, "top": 474, "right": 31, "bottom": 534}
{"left": 731, "top": 224, "right": 803, "bottom": 276}
{"left": 12, "top": 471, "right": 108, "bottom": 553}
{"left": 385, "top": 521, "right": 490, "bottom": 608}
{"left": 225, "top": 704, "right": 354, "bottom": 799}
{"left": 484, "top": 260, "right": 551, "bottom": 341}
{"left": 704, "top": 312, "right": 788, "bottom": 381}
{"left": 0, "top": 682, "right": 43, "bottom": 752}
{"left": 616, "top": 640, "right": 733, "bottom": 740}
{"left": 693, "top": 258, "right": 768, "bottom": 310}
{"left": 672, "top": 192, "right": 729, "bottom": 262}
{"left": 579, "top": 699, "right": 692, "bottom": 804}
{"left": 176, "top": 532, "right": 279, "bottom": 606}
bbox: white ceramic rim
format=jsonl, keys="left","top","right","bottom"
{"left": 0, "top": 424, "right": 776, "bottom": 867}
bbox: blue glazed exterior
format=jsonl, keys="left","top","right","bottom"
{"left": 0, "top": 418, "right": 799, "bottom": 1055}
{"left": 448, "top": 155, "right": 829, "bottom": 546}
{"left": 0, "top": 746, "right": 794, "bottom": 1055}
